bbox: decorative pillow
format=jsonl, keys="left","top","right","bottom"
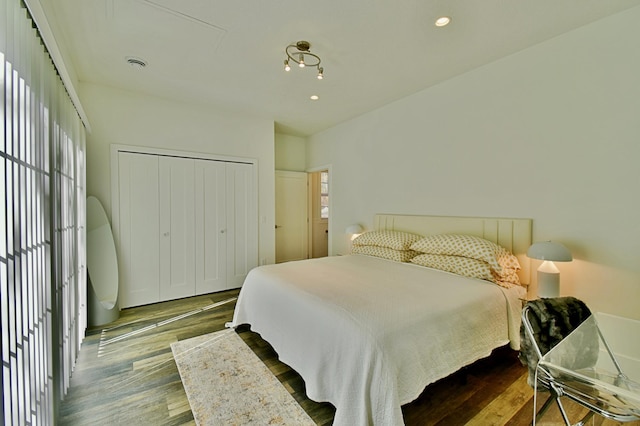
{"left": 493, "top": 246, "right": 522, "bottom": 288}
{"left": 493, "top": 269, "right": 521, "bottom": 288}
{"left": 410, "top": 234, "right": 504, "bottom": 273}
{"left": 352, "top": 230, "right": 422, "bottom": 251}
{"left": 410, "top": 254, "right": 494, "bottom": 282}
{"left": 351, "top": 245, "right": 419, "bottom": 262}
{"left": 497, "top": 246, "right": 521, "bottom": 271}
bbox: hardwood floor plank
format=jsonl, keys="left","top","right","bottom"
{"left": 465, "top": 373, "right": 531, "bottom": 426}
{"left": 59, "top": 290, "right": 640, "bottom": 426}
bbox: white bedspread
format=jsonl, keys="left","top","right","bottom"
{"left": 229, "top": 255, "right": 525, "bottom": 426}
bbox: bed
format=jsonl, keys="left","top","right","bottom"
{"left": 229, "top": 214, "right": 532, "bottom": 425}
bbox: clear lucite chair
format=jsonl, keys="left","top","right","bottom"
{"left": 520, "top": 297, "right": 640, "bottom": 425}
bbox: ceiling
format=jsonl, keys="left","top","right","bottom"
{"left": 43, "top": 0, "right": 639, "bottom": 136}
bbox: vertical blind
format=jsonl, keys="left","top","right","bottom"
{"left": 1, "top": 0, "right": 87, "bottom": 424}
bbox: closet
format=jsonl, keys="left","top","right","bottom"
{"left": 113, "top": 148, "right": 257, "bottom": 308}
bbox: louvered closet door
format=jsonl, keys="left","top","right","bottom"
{"left": 226, "top": 162, "right": 258, "bottom": 289}
{"left": 114, "top": 147, "right": 258, "bottom": 307}
{"left": 194, "top": 160, "right": 227, "bottom": 294}
{"left": 159, "top": 156, "right": 196, "bottom": 301}
{"left": 118, "top": 152, "right": 161, "bottom": 307}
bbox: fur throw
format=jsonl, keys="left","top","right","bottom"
{"left": 518, "top": 297, "right": 592, "bottom": 386}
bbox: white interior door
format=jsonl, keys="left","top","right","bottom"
{"left": 226, "top": 162, "right": 258, "bottom": 288}
{"left": 275, "top": 170, "right": 308, "bottom": 263}
{"left": 159, "top": 156, "right": 196, "bottom": 301}
{"left": 118, "top": 152, "right": 160, "bottom": 307}
{"left": 194, "top": 159, "right": 226, "bottom": 294}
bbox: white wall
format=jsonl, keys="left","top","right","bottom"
{"left": 275, "top": 133, "right": 307, "bottom": 171}
{"left": 307, "top": 7, "right": 640, "bottom": 319}
{"left": 80, "top": 82, "right": 276, "bottom": 265}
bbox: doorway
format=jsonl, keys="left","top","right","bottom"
{"left": 308, "top": 170, "right": 329, "bottom": 258}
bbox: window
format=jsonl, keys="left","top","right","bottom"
{"left": 1, "top": 1, "right": 86, "bottom": 424}
{"left": 320, "top": 171, "right": 329, "bottom": 219}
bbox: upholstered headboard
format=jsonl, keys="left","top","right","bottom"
{"left": 374, "top": 214, "right": 532, "bottom": 285}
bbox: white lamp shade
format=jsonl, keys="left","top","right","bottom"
{"left": 345, "top": 224, "right": 364, "bottom": 235}
{"left": 527, "top": 241, "right": 572, "bottom": 262}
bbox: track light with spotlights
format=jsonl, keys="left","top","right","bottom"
{"left": 284, "top": 40, "right": 324, "bottom": 79}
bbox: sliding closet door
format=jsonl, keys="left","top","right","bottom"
{"left": 226, "top": 162, "right": 258, "bottom": 289}
{"left": 194, "top": 160, "right": 226, "bottom": 294}
{"left": 118, "top": 152, "right": 160, "bottom": 307}
{"left": 159, "top": 156, "right": 196, "bottom": 300}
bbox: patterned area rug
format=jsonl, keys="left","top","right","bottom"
{"left": 171, "top": 329, "right": 315, "bottom": 425}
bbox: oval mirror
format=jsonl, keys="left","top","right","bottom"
{"left": 86, "top": 196, "right": 120, "bottom": 325}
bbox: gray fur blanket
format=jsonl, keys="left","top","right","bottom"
{"left": 518, "top": 297, "right": 592, "bottom": 386}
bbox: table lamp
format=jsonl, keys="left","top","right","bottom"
{"left": 345, "top": 224, "right": 364, "bottom": 241}
{"left": 527, "top": 241, "right": 572, "bottom": 298}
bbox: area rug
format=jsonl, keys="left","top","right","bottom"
{"left": 171, "top": 329, "right": 316, "bottom": 425}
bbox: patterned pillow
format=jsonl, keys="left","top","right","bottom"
{"left": 492, "top": 269, "right": 521, "bottom": 288}
{"left": 497, "top": 246, "right": 521, "bottom": 271}
{"left": 351, "top": 245, "right": 419, "bottom": 262}
{"left": 494, "top": 246, "right": 522, "bottom": 287}
{"left": 410, "top": 254, "right": 494, "bottom": 281}
{"left": 352, "top": 230, "right": 422, "bottom": 251}
{"left": 410, "top": 234, "right": 504, "bottom": 273}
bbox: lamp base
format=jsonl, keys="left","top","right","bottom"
{"left": 537, "top": 270, "right": 560, "bottom": 298}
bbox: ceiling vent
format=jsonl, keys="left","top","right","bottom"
{"left": 125, "top": 56, "right": 147, "bottom": 69}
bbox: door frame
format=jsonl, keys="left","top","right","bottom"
{"left": 306, "top": 164, "right": 333, "bottom": 257}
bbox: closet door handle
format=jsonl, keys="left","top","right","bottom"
{"left": 163, "top": 232, "right": 170, "bottom": 237}
{"left": 220, "top": 229, "right": 226, "bottom": 234}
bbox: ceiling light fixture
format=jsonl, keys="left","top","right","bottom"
{"left": 435, "top": 16, "right": 451, "bottom": 27}
{"left": 284, "top": 41, "right": 324, "bottom": 80}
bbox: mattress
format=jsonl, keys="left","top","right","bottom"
{"left": 229, "top": 254, "right": 525, "bottom": 425}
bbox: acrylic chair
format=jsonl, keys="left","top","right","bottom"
{"left": 520, "top": 297, "right": 640, "bottom": 426}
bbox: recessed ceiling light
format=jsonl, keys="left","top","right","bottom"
{"left": 125, "top": 56, "right": 147, "bottom": 69}
{"left": 310, "top": 95, "right": 319, "bottom": 100}
{"left": 435, "top": 16, "right": 451, "bottom": 27}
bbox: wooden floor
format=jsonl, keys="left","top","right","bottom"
{"left": 59, "top": 289, "right": 639, "bottom": 425}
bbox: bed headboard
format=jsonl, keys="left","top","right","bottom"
{"left": 374, "top": 214, "right": 533, "bottom": 285}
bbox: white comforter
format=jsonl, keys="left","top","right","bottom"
{"left": 229, "top": 254, "right": 525, "bottom": 426}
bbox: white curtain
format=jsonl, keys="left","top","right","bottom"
{"left": 0, "top": 0, "right": 87, "bottom": 424}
